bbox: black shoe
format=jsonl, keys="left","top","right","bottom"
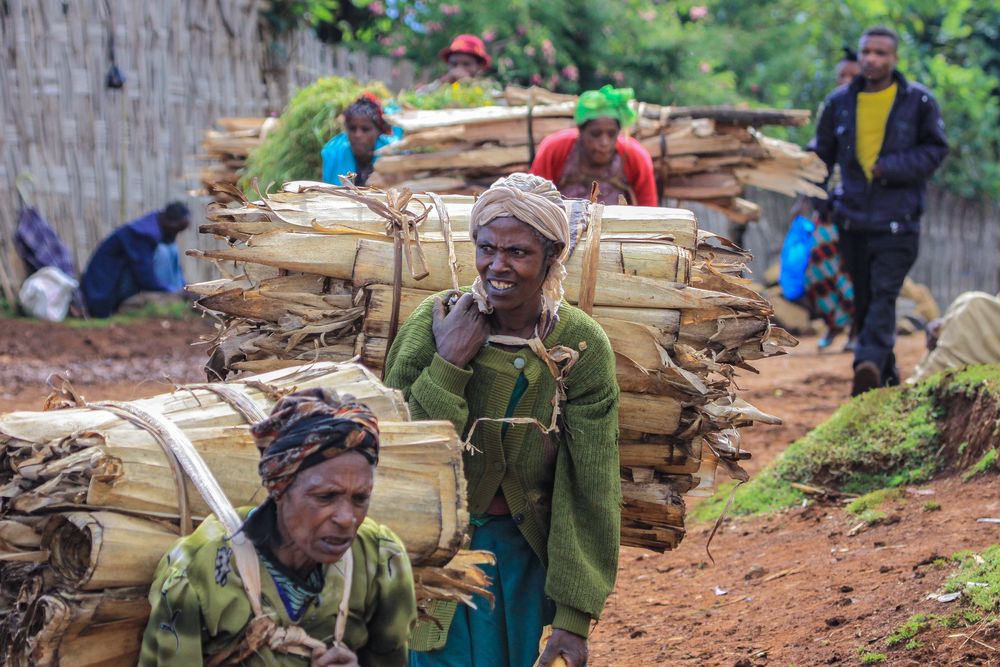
{"left": 852, "top": 361, "right": 881, "bottom": 397}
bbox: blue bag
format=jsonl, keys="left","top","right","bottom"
{"left": 779, "top": 215, "right": 816, "bottom": 300}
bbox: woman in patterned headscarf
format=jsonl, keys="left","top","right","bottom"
{"left": 140, "top": 389, "right": 416, "bottom": 667}
{"left": 385, "top": 173, "right": 621, "bottom": 667}
{"left": 322, "top": 93, "right": 401, "bottom": 186}
{"left": 531, "top": 85, "right": 657, "bottom": 206}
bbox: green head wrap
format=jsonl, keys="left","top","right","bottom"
{"left": 575, "top": 85, "right": 637, "bottom": 128}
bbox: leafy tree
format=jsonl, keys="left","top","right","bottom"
{"left": 272, "top": 0, "right": 1000, "bottom": 198}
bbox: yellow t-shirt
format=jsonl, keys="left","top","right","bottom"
{"left": 856, "top": 82, "right": 897, "bottom": 181}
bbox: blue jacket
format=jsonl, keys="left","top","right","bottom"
{"left": 81, "top": 212, "right": 174, "bottom": 317}
{"left": 811, "top": 70, "right": 948, "bottom": 233}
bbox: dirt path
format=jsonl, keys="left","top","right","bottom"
{"left": 590, "top": 334, "right": 1000, "bottom": 666}
{"left": 3, "top": 320, "right": 994, "bottom": 665}
{"left": 0, "top": 315, "right": 215, "bottom": 412}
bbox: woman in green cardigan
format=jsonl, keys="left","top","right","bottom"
{"left": 384, "top": 173, "right": 621, "bottom": 667}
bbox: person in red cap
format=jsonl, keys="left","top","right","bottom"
{"left": 440, "top": 34, "right": 492, "bottom": 83}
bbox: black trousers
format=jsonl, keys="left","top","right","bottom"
{"left": 839, "top": 228, "right": 920, "bottom": 385}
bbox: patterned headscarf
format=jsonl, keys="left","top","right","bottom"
{"left": 344, "top": 93, "right": 392, "bottom": 135}
{"left": 575, "top": 85, "right": 638, "bottom": 128}
{"left": 251, "top": 388, "right": 380, "bottom": 499}
{"left": 469, "top": 173, "right": 571, "bottom": 331}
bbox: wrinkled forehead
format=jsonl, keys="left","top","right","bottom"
{"left": 474, "top": 214, "right": 538, "bottom": 239}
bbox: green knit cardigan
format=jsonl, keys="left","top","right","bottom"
{"left": 383, "top": 293, "right": 621, "bottom": 643}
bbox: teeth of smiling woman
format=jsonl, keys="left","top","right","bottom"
{"left": 489, "top": 280, "right": 513, "bottom": 290}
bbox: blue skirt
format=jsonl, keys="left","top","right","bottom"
{"left": 409, "top": 515, "right": 555, "bottom": 667}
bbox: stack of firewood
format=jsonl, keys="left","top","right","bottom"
{"left": 187, "top": 184, "right": 793, "bottom": 554}
{"left": 0, "top": 363, "right": 490, "bottom": 666}
{"left": 198, "top": 117, "right": 275, "bottom": 200}
{"left": 369, "top": 88, "right": 825, "bottom": 223}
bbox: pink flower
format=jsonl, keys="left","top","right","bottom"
{"left": 750, "top": 83, "right": 761, "bottom": 93}
{"left": 426, "top": 21, "right": 443, "bottom": 33}
{"left": 524, "top": 45, "right": 536, "bottom": 57}
{"left": 541, "top": 39, "right": 556, "bottom": 64}
{"left": 639, "top": 9, "right": 656, "bottom": 21}
{"left": 379, "top": 36, "right": 393, "bottom": 46}
{"left": 392, "top": 46, "right": 407, "bottom": 57}
{"left": 690, "top": 5, "right": 708, "bottom": 21}
{"left": 440, "top": 4, "right": 461, "bottom": 16}
{"left": 369, "top": 1, "right": 385, "bottom": 15}
{"left": 548, "top": 74, "right": 560, "bottom": 88}
{"left": 612, "top": 70, "right": 625, "bottom": 83}
{"left": 482, "top": 29, "right": 497, "bottom": 42}
{"left": 699, "top": 61, "right": 711, "bottom": 74}
{"left": 561, "top": 65, "right": 579, "bottom": 81}
{"left": 530, "top": 73, "right": 543, "bottom": 85}
{"left": 516, "top": 24, "right": 528, "bottom": 36}
{"left": 501, "top": 57, "right": 514, "bottom": 69}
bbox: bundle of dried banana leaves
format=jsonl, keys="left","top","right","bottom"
{"left": 367, "top": 87, "right": 825, "bottom": 223}
{"left": 198, "top": 117, "right": 276, "bottom": 201}
{"left": 189, "top": 184, "right": 793, "bottom": 554}
{"left": 0, "top": 362, "right": 490, "bottom": 666}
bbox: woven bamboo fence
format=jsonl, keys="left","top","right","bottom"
{"left": 690, "top": 187, "right": 1000, "bottom": 309}
{"left": 0, "top": 0, "right": 414, "bottom": 289}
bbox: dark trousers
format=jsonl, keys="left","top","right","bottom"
{"left": 839, "top": 229, "right": 920, "bottom": 385}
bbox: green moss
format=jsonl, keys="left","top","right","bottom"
{"left": 885, "top": 614, "right": 929, "bottom": 647}
{"left": 774, "top": 384, "right": 940, "bottom": 494}
{"left": 691, "top": 367, "right": 1000, "bottom": 522}
{"left": 63, "top": 301, "right": 193, "bottom": 329}
{"left": 904, "top": 639, "right": 923, "bottom": 650}
{"left": 936, "top": 613, "right": 963, "bottom": 628}
{"left": 857, "top": 509, "right": 886, "bottom": 525}
{"left": 962, "top": 449, "right": 998, "bottom": 482}
{"left": 687, "top": 472, "right": 804, "bottom": 523}
{"left": 943, "top": 545, "right": 1000, "bottom": 612}
{"left": 859, "top": 651, "right": 887, "bottom": 664}
{"left": 945, "top": 364, "right": 1000, "bottom": 396}
{"left": 922, "top": 501, "right": 941, "bottom": 512}
{"left": 846, "top": 488, "right": 905, "bottom": 515}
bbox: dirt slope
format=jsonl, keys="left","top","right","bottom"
{"left": 590, "top": 335, "right": 999, "bottom": 666}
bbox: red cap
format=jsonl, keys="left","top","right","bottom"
{"left": 439, "top": 34, "right": 492, "bottom": 69}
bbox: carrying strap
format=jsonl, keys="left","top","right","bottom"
{"left": 460, "top": 331, "right": 580, "bottom": 450}
{"left": 576, "top": 203, "right": 604, "bottom": 315}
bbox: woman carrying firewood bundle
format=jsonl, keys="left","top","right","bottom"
{"left": 322, "top": 93, "right": 400, "bottom": 187}
{"left": 139, "top": 389, "right": 416, "bottom": 667}
{"left": 530, "top": 85, "right": 657, "bottom": 207}
{"left": 385, "top": 173, "right": 621, "bottom": 667}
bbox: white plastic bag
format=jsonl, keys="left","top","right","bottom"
{"left": 18, "top": 266, "right": 78, "bottom": 322}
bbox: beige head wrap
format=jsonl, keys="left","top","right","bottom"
{"left": 469, "top": 173, "right": 571, "bottom": 332}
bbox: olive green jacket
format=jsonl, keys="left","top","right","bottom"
{"left": 139, "top": 512, "right": 416, "bottom": 666}
{"left": 384, "top": 295, "right": 621, "bottom": 643}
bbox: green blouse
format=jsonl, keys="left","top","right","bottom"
{"left": 139, "top": 511, "right": 416, "bottom": 667}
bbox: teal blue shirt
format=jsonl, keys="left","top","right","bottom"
{"left": 321, "top": 132, "right": 399, "bottom": 185}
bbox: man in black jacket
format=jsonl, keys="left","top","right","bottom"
{"left": 811, "top": 26, "right": 948, "bottom": 395}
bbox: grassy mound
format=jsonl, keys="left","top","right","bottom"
{"left": 692, "top": 365, "right": 1000, "bottom": 523}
